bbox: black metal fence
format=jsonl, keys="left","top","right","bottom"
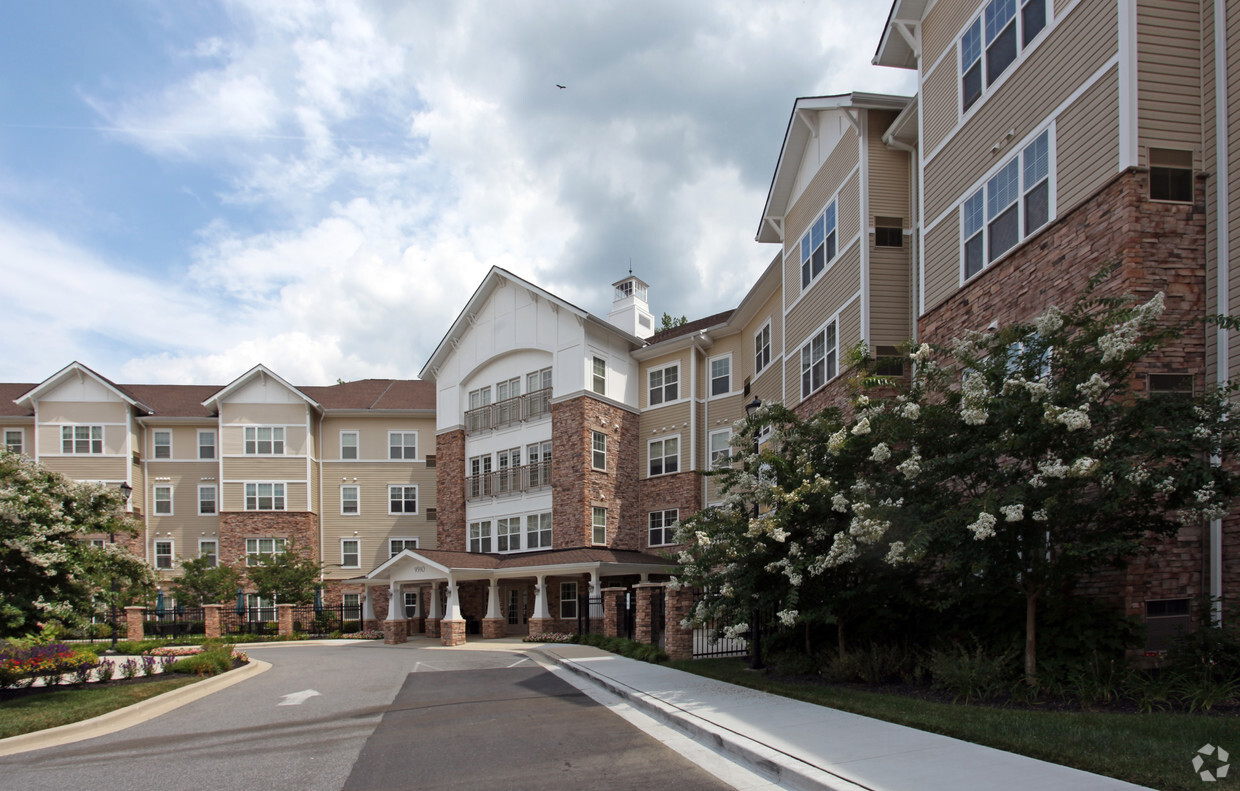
{"left": 575, "top": 595, "right": 603, "bottom": 635}
{"left": 690, "top": 589, "right": 750, "bottom": 659}
{"left": 144, "top": 607, "right": 206, "bottom": 638}
{"left": 289, "top": 603, "right": 362, "bottom": 636}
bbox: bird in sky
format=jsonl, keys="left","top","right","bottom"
{"left": 556, "top": 84, "right": 566, "bottom": 89}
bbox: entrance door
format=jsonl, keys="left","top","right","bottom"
{"left": 502, "top": 586, "right": 528, "bottom": 634}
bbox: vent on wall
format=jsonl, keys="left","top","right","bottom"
{"left": 426, "top": 508, "right": 437, "bottom": 521}
{"left": 426, "top": 455, "right": 436, "bottom": 468}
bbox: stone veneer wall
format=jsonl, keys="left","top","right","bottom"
{"left": 435, "top": 429, "right": 466, "bottom": 551}
{"left": 637, "top": 471, "right": 701, "bottom": 552}
{"left": 551, "top": 396, "right": 640, "bottom": 549}
{"left": 218, "top": 511, "right": 319, "bottom": 582}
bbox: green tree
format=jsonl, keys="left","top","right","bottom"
{"left": 0, "top": 451, "right": 152, "bottom": 637}
{"left": 246, "top": 541, "right": 323, "bottom": 605}
{"left": 659, "top": 313, "right": 688, "bottom": 331}
{"left": 170, "top": 556, "right": 243, "bottom": 605}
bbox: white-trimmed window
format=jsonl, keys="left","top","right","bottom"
{"left": 342, "top": 593, "right": 361, "bottom": 619}
{"left": 389, "top": 431, "right": 417, "bottom": 460}
{"left": 198, "top": 485, "right": 217, "bottom": 516}
{"left": 963, "top": 129, "right": 1051, "bottom": 280}
{"left": 591, "top": 506, "right": 608, "bottom": 545}
{"left": 389, "top": 485, "right": 417, "bottom": 514}
{"left": 404, "top": 592, "right": 419, "bottom": 618}
{"left": 154, "top": 540, "right": 174, "bottom": 570}
{"left": 526, "top": 512, "right": 553, "bottom": 549}
{"left": 709, "top": 429, "right": 732, "bottom": 468}
{"left": 591, "top": 356, "right": 607, "bottom": 396}
{"left": 154, "top": 485, "right": 173, "bottom": 516}
{"left": 754, "top": 321, "right": 772, "bottom": 375}
{"left": 341, "top": 538, "right": 360, "bottom": 569}
{"left": 800, "top": 201, "right": 837, "bottom": 290}
{"left": 469, "top": 386, "right": 492, "bottom": 410}
{"left": 800, "top": 320, "right": 838, "bottom": 399}
{"left": 4, "top": 429, "right": 23, "bottom": 454}
{"left": 153, "top": 430, "right": 172, "bottom": 459}
{"left": 341, "top": 484, "right": 360, "bottom": 515}
{"left": 526, "top": 367, "right": 552, "bottom": 393}
{"left": 649, "top": 509, "right": 679, "bottom": 547}
{"left": 710, "top": 355, "right": 731, "bottom": 397}
{"left": 960, "top": 0, "right": 1047, "bottom": 113}
{"left": 496, "top": 377, "right": 521, "bottom": 402}
{"left": 244, "top": 426, "right": 284, "bottom": 455}
{"left": 497, "top": 517, "right": 522, "bottom": 552}
{"left": 560, "top": 581, "right": 579, "bottom": 619}
{"left": 246, "top": 537, "right": 285, "bottom": 566}
{"left": 340, "top": 431, "right": 359, "bottom": 460}
{"left": 390, "top": 538, "right": 419, "bottom": 557}
{"left": 198, "top": 539, "right": 218, "bottom": 567}
{"left": 648, "top": 436, "right": 680, "bottom": 477}
{"left": 469, "top": 521, "right": 493, "bottom": 553}
{"left": 591, "top": 431, "right": 607, "bottom": 471}
{"left": 62, "top": 425, "right": 103, "bottom": 454}
{"left": 1149, "top": 149, "right": 1194, "bottom": 203}
{"left": 245, "top": 482, "right": 286, "bottom": 511}
{"left": 198, "top": 430, "right": 216, "bottom": 460}
{"left": 648, "top": 363, "right": 679, "bottom": 405}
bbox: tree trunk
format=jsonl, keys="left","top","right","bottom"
{"left": 837, "top": 618, "right": 847, "bottom": 659}
{"left": 1024, "top": 589, "right": 1038, "bottom": 686}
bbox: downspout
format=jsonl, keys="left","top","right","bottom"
{"left": 883, "top": 134, "right": 920, "bottom": 343}
{"left": 316, "top": 411, "right": 325, "bottom": 591}
{"left": 1211, "top": 0, "right": 1230, "bottom": 625}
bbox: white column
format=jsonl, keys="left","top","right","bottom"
{"left": 388, "top": 581, "right": 402, "bottom": 619}
{"left": 428, "top": 582, "right": 441, "bottom": 619}
{"left": 444, "top": 575, "right": 463, "bottom": 620}
{"left": 362, "top": 586, "right": 376, "bottom": 621}
{"left": 532, "top": 574, "right": 550, "bottom": 619}
{"left": 589, "top": 569, "right": 601, "bottom": 597}
{"left": 639, "top": 571, "right": 650, "bottom": 583}
{"left": 486, "top": 580, "right": 502, "bottom": 619}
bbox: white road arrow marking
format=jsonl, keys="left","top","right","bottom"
{"left": 278, "top": 689, "right": 321, "bottom": 706}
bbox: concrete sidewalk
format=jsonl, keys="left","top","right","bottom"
{"left": 532, "top": 643, "right": 1152, "bottom": 791}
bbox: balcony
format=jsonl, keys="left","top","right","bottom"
{"left": 465, "top": 461, "right": 552, "bottom": 501}
{"left": 464, "top": 388, "right": 551, "bottom": 436}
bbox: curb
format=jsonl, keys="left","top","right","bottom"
{"left": 0, "top": 659, "right": 271, "bottom": 757}
{"left": 536, "top": 649, "right": 868, "bottom": 791}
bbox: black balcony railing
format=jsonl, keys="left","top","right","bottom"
{"left": 464, "top": 388, "right": 552, "bottom": 436}
{"left": 465, "top": 460, "right": 552, "bottom": 501}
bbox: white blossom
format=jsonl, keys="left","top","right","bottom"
{"left": 770, "top": 527, "right": 789, "bottom": 543}
{"left": 824, "top": 532, "right": 859, "bottom": 566}
{"left": 870, "top": 443, "right": 891, "bottom": 462}
{"left": 911, "top": 343, "right": 932, "bottom": 363}
{"left": 1126, "top": 465, "right": 1150, "bottom": 485}
{"left": 1093, "top": 434, "right": 1115, "bottom": 454}
{"left": 1031, "top": 509, "right": 1048, "bottom": 522}
{"left": 1000, "top": 504, "right": 1025, "bottom": 522}
{"left": 884, "top": 541, "right": 908, "bottom": 564}
{"left": 961, "top": 371, "right": 990, "bottom": 425}
{"left": 1037, "top": 458, "right": 1070, "bottom": 479}
{"left": 1077, "top": 373, "right": 1109, "bottom": 401}
{"left": 1070, "top": 456, "right": 1099, "bottom": 477}
{"left": 722, "top": 623, "right": 750, "bottom": 640}
{"left": 966, "top": 511, "right": 997, "bottom": 540}
{"left": 831, "top": 493, "right": 850, "bottom": 512}
{"left": 1155, "top": 476, "right": 1177, "bottom": 495}
{"left": 900, "top": 402, "right": 921, "bottom": 420}
{"left": 851, "top": 418, "right": 872, "bottom": 436}
{"left": 827, "top": 428, "right": 848, "bottom": 455}
{"left": 1033, "top": 306, "right": 1064, "bottom": 335}
{"left": 896, "top": 452, "right": 922, "bottom": 480}
{"left": 776, "top": 609, "right": 799, "bottom": 627}
{"left": 1193, "top": 425, "right": 1211, "bottom": 439}
{"left": 1098, "top": 292, "right": 1165, "bottom": 362}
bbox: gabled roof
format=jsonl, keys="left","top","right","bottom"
{"left": 362, "top": 546, "right": 673, "bottom": 583}
{"left": 202, "top": 364, "right": 321, "bottom": 412}
{"left": 0, "top": 383, "right": 36, "bottom": 417}
{"left": 644, "top": 310, "right": 734, "bottom": 346}
{"left": 302, "top": 379, "right": 436, "bottom": 411}
{"left": 419, "top": 266, "right": 646, "bottom": 381}
{"left": 15, "top": 361, "right": 154, "bottom": 414}
{"left": 124, "top": 385, "right": 220, "bottom": 418}
{"left": 757, "top": 93, "right": 911, "bottom": 245}
{"left": 873, "top": 0, "right": 930, "bottom": 69}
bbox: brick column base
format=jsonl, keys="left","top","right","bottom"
{"left": 634, "top": 584, "right": 658, "bottom": 645}
{"left": 526, "top": 617, "right": 553, "bottom": 637}
{"left": 481, "top": 618, "right": 506, "bottom": 639}
{"left": 203, "top": 605, "right": 222, "bottom": 639}
{"left": 277, "top": 604, "right": 294, "bottom": 637}
{"left": 383, "top": 619, "right": 408, "bottom": 644}
{"left": 441, "top": 619, "right": 466, "bottom": 646}
{"left": 602, "top": 587, "right": 625, "bottom": 638}
{"left": 664, "top": 586, "right": 694, "bottom": 661}
{"left": 425, "top": 617, "right": 441, "bottom": 638}
{"left": 124, "top": 607, "right": 144, "bottom": 641}
{"left": 364, "top": 618, "right": 381, "bottom": 633}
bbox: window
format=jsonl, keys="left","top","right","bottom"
{"left": 527, "top": 512, "right": 553, "bottom": 549}
{"left": 389, "top": 485, "right": 417, "bottom": 514}
{"left": 709, "top": 429, "right": 732, "bottom": 468}
{"left": 592, "top": 507, "right": 607, "bottom": 545}
{"left": 247, "top": 594, "right": 277, "bottom": 621}
{"left": 244, "top": 426, "right": 284, "bottom": 455}
{"left": 800, "top": 202, "right": 837, "bottom": 289}
{"left": 404, "top": 592, "right": 419, "bottom": 618}
{"left": 469, "top": 387, "right": 492, "bottom": 410}
{"left": 154, "top": 485, "right": 173, "bottom": 516}
{"left": 341, "top": 539, "right": 360, "bottom": 568}
{"left": 91, "top": 538, "right": 105, "bottom": 548}
{"left": 496, "top": 447, "right": 522, "bottom": 494}
{"left": 710, "top": 355, "right": 731, "bottom": 396}
{"left": 560, "top": 582, "right": 578, "bottom": 619}
{"left": 198, "top": 485, "right": 217, "bottom": 516}
{"left": 754, "top": 322, "right": 772, "bottom": 375}
{"left": 389, "top": 431, "right": 417, "bottom": 460}
{"left": 591, "top": 431, "right": 607, "bottom": 471}
{"left": 245, "top": 483, "right": 285, "bottom": 511}
{"left": 198, "top": 540, "right": 218, "bottom": 567}
{"left": 494, "top": 378, "right": 522, "bottom": 426}
{"left": 649, "top": 509, "right": 679, "bottom": 547}
{"left": 526, "top": 367, "right": 552, "bottom": 393}
{"left": 198, "top": 430, "right": 216, "bottom": 460}
{"left": 62, "top": 425, "right": 103, "bottom": 454}
{"left": 648, "top": 363, "right": 679, "bottom": 405}
{"left": 875, "top": 346, "right": 906, "bottom": 377}
{"left": 5, "top": 429, "right": 23, "bottom": 454}
{"left": 495, "top": 377, "right": 521, "bottom": 402}
{"left": 246, "top": 537, "right": 285, "bottom": 566}
{"left": 648, "top": 436, "right": 679, "bottom": 476}
{"left": 341, "top": 485, "right": 359, "bottom": 515}
{"left": 153, "top": 430, "right": 172, "bottom": 459}
{"left": 497, "top": 517, "right": 522, "bottom": 552}
{"left": 340, "top": 431, "right": 358, "bottom": 460}
{"left": 875, "top": 217, "right": 904, "bottom": 247}
{"left": 389, "top": 538, "right": 419, "bottom": 557}
{"left": 961, "top": 0, "right": 1046, "bottom": 113}
{"left": 800, "top": 321, "right": 838, "bottom": 399}
{"left": 964, "top": 130, "right": 1051, "bottom": 279}
{"left": 1149, "top": 374, "right": 1194, "bottom": 398}
{"left": 591, "top": 356, "right": 606, "bottom": 395}
{"left": 342, "top": 593, "right": 361, "bottom": 620}
{"left": 527, "top": 441, "right": 552, "bottom": 488}
{"left": 154, "top": 540, "right": 174, "bottom": 570}
{"left": 469, "top": 521, "right": 493, "bottom": 553}
{"left": 1149, "top": 149, "right": 1193, "bottom": 203}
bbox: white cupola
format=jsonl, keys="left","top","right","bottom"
{"left": 608, "top": 275, "right": 655, "bottom": 339}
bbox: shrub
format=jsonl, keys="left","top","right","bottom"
{"left": 168, "top": 645, "right": 237, "bottom": 677}
{"left": 771, "top": 651, "right": 820, "bottom": 678}
{"left": 928, "top": 641, "right": 1017, "bottom": 703}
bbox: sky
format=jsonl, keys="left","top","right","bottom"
{"left": 0, "top": 0, "right": 914, "bottom": 387}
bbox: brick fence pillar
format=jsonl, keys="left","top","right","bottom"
{"left": 277, "top": 604, "right": 295, "bottom": 637}
{"left": 384, "top": 619, "right": 408, "bottom": 644}
{"left": 441, "top": 619, "right": 466, "bottom": 646}
{"left": 481, "top": 618, "right": 506, "bottom": 639}
{"left": 203, "top": 605, "right": 222, "bottom": 639}
{"left": 124, "top": 606, "right": 144, "bottom": 641}
{"left": 526, "top": 618, "right": 553, "bottom": 637}
{"left": 602, "top": 587, "right": 625, "bottom": 638}
{"left": 664, "top": 586, "right": 694, "bottom": 661}
{"left": 634, "top": 583, "right": 661, "bottom": 645}
{"left": 425, "top": 618, "right": 441, "bottom": 638}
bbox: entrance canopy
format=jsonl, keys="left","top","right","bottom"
{"left": 360, "top": 546, "right": 674, "bottom": 587}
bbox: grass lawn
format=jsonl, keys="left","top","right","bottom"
{"left": 0, "top": 677, "right": 201, "bottom": 739}
{"left": 670, "top": 658, "right": 1240, "bottom": 791}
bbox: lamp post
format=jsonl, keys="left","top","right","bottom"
{"left": 106, "top": 482, "right": 133, "bottom": 654}
{"left": 743, "top": 397, "right": 764, "bottom": 670}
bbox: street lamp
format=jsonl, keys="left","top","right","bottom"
{"left": 743, "top": 397, "right": 764, "bottom": 670}
{"left": 106, "top": 482, "right": 133, "bottom": 654}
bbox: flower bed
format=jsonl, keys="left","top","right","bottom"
{"left": 0, "top": 643, "right": 99, "bottom": 689}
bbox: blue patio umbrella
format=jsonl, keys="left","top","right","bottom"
{"left": 314, "top": 586, "right": 323, "bottom": 615}
{"left": 154, "top": 588, "right": 166, "bottom": 616}
{"left": 235, "top": 587, "right": 246, "bottom": 616}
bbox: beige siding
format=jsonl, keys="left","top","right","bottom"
{"left": 784, "top": 127, "right": 861, "bottom": 307}
{"left": 41, "top": 457, "right": 127, "bottom": 481}
{"left": 223, "top": 458, "right": 307, "bottom": 482}
{"left": 1137, "top": 0, "right": 1202, "bottom": 163}
{"left": 219, "top": 403, "right": 307, "bottom": 426}
{"left": 740, "top": 287, "right": 784, "bottom": 389}
{"left": 786, "top": 245, "right": 862, "bottom": 348}
{"left": 922, "top": 0, "right": 982, "bottom": 70}
{"left": 868, "top": 109, "right": 911, "bottom": 225}
{"left": 870, "top": 245, "right": 913, "bottom": 346}
{"left": 145, "top": 462, "right": 221, "bottom": 520}
{"left": 1057, "top": 65, "right": 1121, "bottom": 213}
{"left": 923, "top": 0, "right": 1118, "bottom": 222}
{"left": 147, "top": 425, "right": 215, "bottom": 462}
{"left": 924, "top": 214, "right": 962, "bottom": 313}
{"left": 638, "top": 349, "right": 692, "bottom": 410}
{"left": 320, "top": 418, "right": 433, "bottom": 461}
{"left": 838, "top": 173, "right": 862, "bottom": 246}
{"left": 222, "top": 481, "right": 308, "bottom": 511}
{"left": 839, "top": 299, "right": 863, "bottom": 353}
{"left": 38, "top": 423, "right": 128, "bottom": 456}
{"left": 37, "top": 401, "right": 128, "bottom": 424}
{"left": 639, "top": 401, "right": 691, "bottom": 477}
{"left": 220, "top": 424, "right": 309, "bottom": 456}
{"left": 703, "top": 393, "right": 744, "bottom": 504}
{"left": 922, "top": 58, "right": 959, "bottom": 155}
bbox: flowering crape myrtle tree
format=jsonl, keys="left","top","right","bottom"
{"left": 0, "top": 450, "right": 152, "bottom": 638}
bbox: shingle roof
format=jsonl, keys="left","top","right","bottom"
{"left": 645, "top": 310, "right": 734, "bottom": 345}
{"left": 120, "top": 385, "right": 220, "bottom": 418}
{"left": 302, "top": 379, "right": 435, "bottom": 411}
{"left": 0, "top": 384, "right": 36, "bottom": 417}
{"left": 413, "top": 547, "right": 672, "bottom": 570}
